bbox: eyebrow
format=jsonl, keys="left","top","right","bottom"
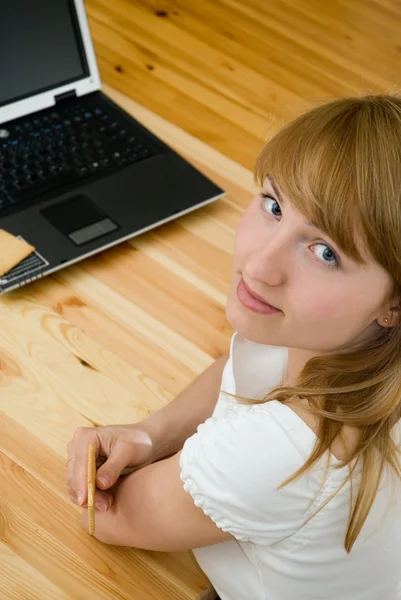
{"left": 267, "top": 175, "right": 320, "bottom": 229}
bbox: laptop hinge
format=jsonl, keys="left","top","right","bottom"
{"left": 54, "top": 90, "right": 77, "bottom": 104}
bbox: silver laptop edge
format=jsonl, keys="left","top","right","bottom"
{"left": 1, "top": 190, "right": 226, "bottom": 293}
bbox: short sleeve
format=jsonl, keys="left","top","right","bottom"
{"left": 179, "top": 404, "right": 314, "bottom": 545}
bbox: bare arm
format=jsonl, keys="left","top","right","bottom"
{"left": 141, "top": 351, "right": 229, "bottom": 462}
{"left": 80, "top": 353, "right": 236, "bottom": 549}
{"left": 67, "top": 351, "right": 229, "bottom": 509}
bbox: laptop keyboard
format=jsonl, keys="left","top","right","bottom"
{"left": 0, "top": 101, "right": 159, "bottom": 213}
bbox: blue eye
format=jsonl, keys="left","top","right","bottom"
{"left": 258, "top": 192, "right": 339, "bottom": 270}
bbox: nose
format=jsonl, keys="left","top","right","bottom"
{"left": 244, "top": 231, "right": 292, "bottom": 284}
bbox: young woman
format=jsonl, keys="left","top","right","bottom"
{"left": 67, "top": 94, "right": 401, "bottom": 600}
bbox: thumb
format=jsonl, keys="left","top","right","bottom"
{"left": 96, "top": 441, "right": 139, "bottom": 489}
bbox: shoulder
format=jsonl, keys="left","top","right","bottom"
{"left": 180, "top": 402, "right": 320, "bottom": 543}
{"left": 189, "top": 401, "right": 311, "bottom": 461}
{"left": 181, "top": 401, "right": 316, "bottom": 505}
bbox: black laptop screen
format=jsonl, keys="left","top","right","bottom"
{"left": 0, "top": 0, "right": 90, "bottom": 108}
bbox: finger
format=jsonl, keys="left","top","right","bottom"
{"left": 67, "top": 481, "right": 114, "bottom": 510}
{"left": 80, "top": 492, "right": 114, "bottom": 511}
{"left": 96, "top": 440, "right": 137, "bottom": 489}
{"left": 66, "top": 439, "right": 75, "bottom": 460}
{"left": 66, "top": 457, "right": 78, "bottom": 494}
{"left": 67, "top": 485, "right": 78, "bottom": 505}
{"left": 94, "top": 490, "right": 114, "bottom": 512}
{"left": 67, "top": 453, "right": 107, "bottom": 492}
{"left": 72, "top": 427, "right": 100, "bottom": 505}
{"left": 67, "top": 484, "right": 76, "bottom": 498}
{"left": 96, "top": 455, "right": 107, "bottom": 469}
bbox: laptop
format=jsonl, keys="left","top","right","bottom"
{"left": 0, "top": 0, "right": 225, "bottom": 294}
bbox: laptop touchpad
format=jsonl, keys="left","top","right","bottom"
{"left": 41, "top": 194, "right": 119, "bottom": 246}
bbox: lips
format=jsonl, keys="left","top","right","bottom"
{"left": 236, "top": 278, "right": 281, "bottom": 315}
{"left": 242, "top": 279, "right": 279, "bottom": 309}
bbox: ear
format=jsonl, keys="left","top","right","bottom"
{"left": 387, "top": 295, "right": 401, "bottom": 326}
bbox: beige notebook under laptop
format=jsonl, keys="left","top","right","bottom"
{"left": 0, "top": 229, "right": 35, "bottom": 277}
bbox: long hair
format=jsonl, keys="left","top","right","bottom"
{"left": 225, "top": 93, "right": 401, "bottom": 553}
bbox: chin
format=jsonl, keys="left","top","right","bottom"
{"left": 225, "top": 296, "right": 270, "bottom": 345}
{"left": 225, "top": 288, "right": 241, "bottom": 330}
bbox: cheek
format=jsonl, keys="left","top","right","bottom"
{"left": 293, "top": 282, "right": 355, "bottom": 324}
{"left": 234, "top": 203, "right": 260, "bottom": 258}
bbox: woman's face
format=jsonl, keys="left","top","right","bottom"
{"left": 226, "top": 174, "right": 394, "bottom": 359}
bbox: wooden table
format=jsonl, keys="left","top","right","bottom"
{"left": 1, "top": 0, "right": 398, "bottom": 597}
{"left": 0, "top": 85, "right": 253, "bottom": 599}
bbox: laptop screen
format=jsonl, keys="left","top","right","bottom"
{"left": 0, "top": 0, "right": 89, "bottom": 108}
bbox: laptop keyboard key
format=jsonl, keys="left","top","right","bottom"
{"left": 10, "top": 169, "right": 80, "bottom": 203}
{"left": 0, "top": 97, "right": 161, "bottom": 213}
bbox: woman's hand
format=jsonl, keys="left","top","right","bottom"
{"left": 66, "top": 423, "right": 154, "bottom": 512}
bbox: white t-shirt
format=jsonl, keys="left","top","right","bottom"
{"left": 180, "top": 331, "right": 401, "bottom": 600}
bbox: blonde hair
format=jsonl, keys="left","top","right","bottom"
{"left": 225, "top": 93, "right": 401, "bottom": 553}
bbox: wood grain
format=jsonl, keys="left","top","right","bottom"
{"left": 1, "top": 0, "right": 400, "bottom": 598}
{"left": 85, "top": 0, "right": 401, "bottom": 168}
